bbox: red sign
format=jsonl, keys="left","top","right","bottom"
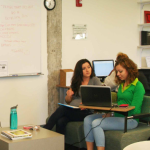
{"left": 144, "top": 11, "right": 150, "bottom": 23}
{"left": 76, "top": 0, "right": 82, "bottom": 7}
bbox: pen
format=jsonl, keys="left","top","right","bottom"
{"left": 10, "top": 74, "right": 18, "bottom": 76}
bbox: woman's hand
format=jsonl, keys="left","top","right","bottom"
{"left": 79, "top": 102, "right": 86, "bottom": 110}
{"left": 66, "top": 88, "right": 74, "bottom": 97}
{"left": 65, "top": 88, "right": 74, "bottom": 104}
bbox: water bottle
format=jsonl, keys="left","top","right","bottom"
{"left": 10, "top": 105, "right": 18, "bottom": 129}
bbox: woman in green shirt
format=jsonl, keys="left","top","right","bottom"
{"left": 84, "top": 55, "right": 145, "bottom": 150}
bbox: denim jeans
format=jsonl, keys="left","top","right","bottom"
{"left": 84, "top": 113, "right": 138, "bottom": 147}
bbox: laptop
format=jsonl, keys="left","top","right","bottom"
{"left": 80, "top": 85, "right": 112, "bottom": 107}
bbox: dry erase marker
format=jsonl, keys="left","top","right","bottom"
{"left": 11, "top": 74, "right": 18, "bottom": 76}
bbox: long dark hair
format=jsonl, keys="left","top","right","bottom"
{"left": 71, "top": 59, "right": 95, "bottom": 96}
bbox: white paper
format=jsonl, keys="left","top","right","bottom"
{"left": 72, "top": 24, "right": 87, "bottom": 40}
{"left": 66, "top": 72, "right": 73, "bottom": 86}
{"left": 146, "top": 56, "right": 150, "bottom": 67}
{"left": 0, "top": 61, "right": 8, "bottom": 76}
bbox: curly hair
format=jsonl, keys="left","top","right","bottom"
{"left": 115, "top": 57, "right": 138, "bottom": 84}
{"left": 71, "top": 59, "right": 95, "bottom": 96}
{"left": 116, "top": 52, "right": 129, "bottom": 61}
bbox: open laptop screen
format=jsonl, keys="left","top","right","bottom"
{"left": 80, "top": 85, "right": 112, "bottom": 107}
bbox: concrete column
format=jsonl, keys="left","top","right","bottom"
{"left": 47, "top": 0, "right": 62, "bottom": 115}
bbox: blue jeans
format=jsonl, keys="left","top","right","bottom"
{"left": 84, "top": 114, "right": 138, "bottom": 147}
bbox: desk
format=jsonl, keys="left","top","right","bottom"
{"left": 123, "top": 141, "right": 150, "bottom": 150}
{"left": 0, "top": 125, "right": 64, "bottom": 150}
{"left": 79, "top": 105, "right": 135, "bottom": 133}
{"left": 56, "top": 85, "right": 70, "bottom": 103}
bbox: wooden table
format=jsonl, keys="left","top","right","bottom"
{"left": 79, "top": 105, "right": 135, "bottom": 133}
{"left": 0, "top": 125, "right": 64, "bottom": 150}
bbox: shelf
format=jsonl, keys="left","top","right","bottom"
{"left": 138, "top": 45, "right": 150, "bottom": 48}
{"left": 56, "top": 85, "right": 70, "bottom": 88}
{"left": 139, "top": 67, "right": 150, "bottom": 69}
{"left": 138, "top": 1, "right": 150, "bottom": 5}
{"left": 0, "top": 73, "right": 44, "bottom": 78}
{"left": 138, "top": 1, "right": 150, "bottom": 68}
{"left": 138, "top": 23, "right": 150, "bottom": 27}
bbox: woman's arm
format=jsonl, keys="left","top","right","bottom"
{"left": 65, "top": 88, "right": 74, "bottom": 104}
{"left": 104, "top": 70, "right": 118, "bottom": 90}
{"left": 129, "top": 82, "right": 145, "bottom": 116}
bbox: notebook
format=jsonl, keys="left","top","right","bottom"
{"left": 80, "top": 85, "right": 112, "bottom": 107}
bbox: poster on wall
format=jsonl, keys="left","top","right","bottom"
{"left": 72, "top": 24, "right": 87, "bottom": 40}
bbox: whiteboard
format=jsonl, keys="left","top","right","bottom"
{"left": 0, "top": 0, "right": 41, "bottom": 75}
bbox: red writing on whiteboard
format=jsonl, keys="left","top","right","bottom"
{"left": 0, "top": 5, "right": 33, "bottom": 9}
{"left": 5, "top": 16, "right": 20, "bottom": 20}
{"left": 11, "top": 11, "right": 20, "bottom": 15}
{"left": 4, "top": 40, "right": 12, "bottom": 42}
{"left": 0, "top": 35, "right": 11, "bottom": 38}
{"left": 1, "top": 43, "right": 11, "bottom": 47}
{"left": 0, "top": 28, "right": 14, "bottom": 31}
{"left": 0, "top": 23, "right": 35, "bottom": 27}
{"left": 11, "top": 49, "right": 29, "bottom": 55}
{"left": 0, "top": 31, "right": 18, "bottom": 35}
{"left": 3, "top": 40, "right": 26, "bottom": 43}
{"left": 0, "top": 5, "right": 13, "bottom": 9}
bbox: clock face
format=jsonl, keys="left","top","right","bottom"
{"left": 44, "top": 0, "right": 56, "bottom": 10}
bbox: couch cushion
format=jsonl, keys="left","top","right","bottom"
{"left": 105, "top": 122, "right": 150, "bottom": 150}
{"left": 140, "top": 96, "right": 150, "bottom": 122}
{"left": 65, "top": 122, "right": 86, "bottom": 148}
{"left": 65, "top": 122, "right": 150, "bottom": 150}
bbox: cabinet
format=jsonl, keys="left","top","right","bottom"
{"left": 138, "top": 0, "right": 150, "bottom": 67}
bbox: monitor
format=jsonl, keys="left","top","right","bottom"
{"left": 92, "top": 60, "right": 114, "bottom": 82}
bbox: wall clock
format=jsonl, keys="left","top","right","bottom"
{"left": 44, "top": 0, "right": 56, "bottom": 11}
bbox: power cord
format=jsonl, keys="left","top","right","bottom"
{"left": 71, "top": 106, "right": 114, "bottom": 147}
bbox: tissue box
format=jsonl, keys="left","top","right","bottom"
{"left": 60, "top": 69, "right": 74, "bottom": 87}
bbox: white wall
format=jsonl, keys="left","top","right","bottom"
{"left": 2, "top": 0, "right": 150, "bottom": 128}
{"left": 62, "top": 0, "right": 150, "bottom": 69}
{"left": 0, "top": 0, "right": 48, "bottom": 127}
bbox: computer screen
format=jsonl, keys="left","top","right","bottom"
{"left": 92, "top": 60, "right": 114, "bottom": 81}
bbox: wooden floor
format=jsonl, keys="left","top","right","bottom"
{"left": 65, "top": 144, "right": 87, "bottom": 150}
